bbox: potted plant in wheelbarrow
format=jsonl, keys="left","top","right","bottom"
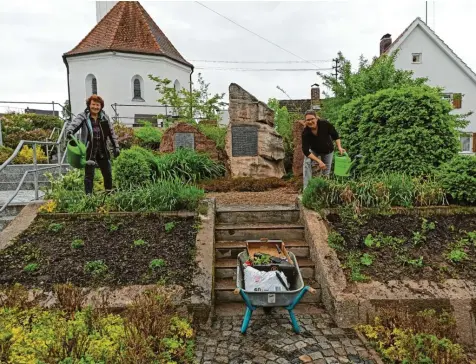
{"left": 233, "top": 238, "right": 316, "bottom": 334}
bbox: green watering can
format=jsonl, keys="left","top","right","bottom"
{"left": 334, "top": 152, "right": 363, "bottom": 177}
{"left": 67, "top": 136, "right": 87, "bottom": 169}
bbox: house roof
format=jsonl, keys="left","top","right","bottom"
{"left": 278, "top": 99, "right": 311, "bottom": 114}
{"left": 385, "top": 17, "right": 476, "bottom": 85}
{"left": 64, "top": 1, "right": 193, "bottom": 68}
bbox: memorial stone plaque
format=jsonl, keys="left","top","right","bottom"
{"left": 174, "top": 132, "right": 195, "bottom": 150}
{"left": 231, "top": 125, "right": 258, "bottom": 157}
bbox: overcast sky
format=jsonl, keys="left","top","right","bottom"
{"left": 0, "top": 1, "right": 474, "bottom": 113}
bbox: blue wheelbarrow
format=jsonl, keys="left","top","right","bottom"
{"left": 234, "top": 249, "right": 316, "bottom": 334}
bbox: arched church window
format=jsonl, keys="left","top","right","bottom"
{"left": 132, "top": 75, "right": 144, "bottom": 101}
{"left": 85, "top": 74, "right": 98, "bottom": 96}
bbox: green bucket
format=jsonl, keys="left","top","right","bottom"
{"left": 334, "top": 152, "right": 352, "bottom": 177}
{"left": 67, "top": 136, "right": 87, "bottom": 169}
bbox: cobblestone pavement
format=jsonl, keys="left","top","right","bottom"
{"left": 196, "top": 306, "right": 381, "bottom": 364}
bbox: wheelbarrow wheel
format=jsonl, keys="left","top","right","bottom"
{"left": 263, "top": 307, "right": 273, "bottom": 315}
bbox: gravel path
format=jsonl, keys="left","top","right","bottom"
{"left": 206, "top": 187, "right": 299, "bottom": 206}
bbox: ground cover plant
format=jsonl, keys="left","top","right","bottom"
{"left": 303, "top": 174, "right": 447, "bottom": 210}
{"left": 0, "top": 215, "right": 198, "bottom": 289}
{"left": 0, "top": 284, "right": 195, "bottom": 363}
{"left": 356, "top": 308, "right": 472, "bottom": 363}
{"left": 43, "top": 176, "right": 204, "bottom": 213}
{"left": 326, "top": 209, "right": 476, "bottom": 283}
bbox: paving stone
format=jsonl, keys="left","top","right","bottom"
{"left": 322, "top": 349, "right": 336, "bottom": 357}
{"left": 345, "top": 347, "right": 358, "bottom": 355}
{"left": 195, "top": 308, "right": 382, "bottom": 363}
{"left": 299, "top": 354, "right": 313, "bottom": 363}
{"left": 309, "top": 351, "right": 324, "bottom": 360}
{"left": 216, "top": 347, "right": 228, "bottom": 355}
{"left": 253, "top": 357, "right": 267, "bottom": 364}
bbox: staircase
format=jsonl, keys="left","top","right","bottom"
{"left": 214, "top": 205, "right": 320, "bottom": 307}
{"left": 0, "top": 164, "right": 70, "bottom": 191}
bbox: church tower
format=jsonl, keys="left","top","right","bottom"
{"left": 96, "top": 1, "right": 118, "bottom": 23}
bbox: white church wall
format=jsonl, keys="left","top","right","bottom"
{"left": 67, "top": 52, "right": 191, "bottom": 125}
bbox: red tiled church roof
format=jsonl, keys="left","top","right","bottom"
{"left": 64, "top": 1, "right": 192, "bottom": 68}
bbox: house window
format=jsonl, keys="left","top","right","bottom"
{"left": 85, "top": 74, "right": 98, "bottom": 96}
{"left": 131, "top": 75, "right": 144, "bottom": 101}
{"left": 442, "top": 93, "right": 452, "bottom": 103}
{"left": 453, "top": 93, "right": 462, "bottom": 109}
{"left": 461, "top": 135, "right": 471, "bottom": 152}
{"left": 412, "top": 53, "right": 422, "bottom": 63}
{"left": 133, "top": 79, "right": 141, "bottom": 99}
{"left": 91, "top": 78, "right": 97, "bottom": 94}
{"left": 174, "top": 80, "right": 181, "bottom": 92}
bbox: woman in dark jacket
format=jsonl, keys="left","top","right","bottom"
{"left": 65, "top": 95, "right": 120, "bottom": 194}
{"left": 301, "top": 110, "right": 345, "bottom": 188}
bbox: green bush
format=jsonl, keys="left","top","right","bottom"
{"left": 112, "top": 147, "right": 152, "bottom": 189}
{"left": 4, "top": 129, "right": 50, "bottom": 149}
{"left": 437, "top": 155, "right": 476, "bottom": 204}
{"left": 198, "top": 124, "right": 227, "bottom": 150}
{"left": 302, "top": 174, "right": 447, "bottom": 209}
{"left": 134, "top": 121, "right": 163, "bottom": 150}
{"left": 335, "top": 86, "right": 465, "bottom": 175}
{"left": 155, "top": 148, "right": 225, "bottom": 182}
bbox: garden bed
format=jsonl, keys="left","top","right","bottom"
{"left": 300, "top": 204, "right": 476, "bottom": 346}
{"left": 326, "top": 210, "right": 476, "bottom": 283}
{"left": 0, "top": 214, "right": 198, "bottom": 290}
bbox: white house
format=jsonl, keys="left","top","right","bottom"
{"left": 380, "top": 17, "right": 476, "bottom": 153}
{"left": 63, "top": 1, "right": 193, "bottom": 126}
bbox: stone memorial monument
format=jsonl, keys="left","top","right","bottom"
{"left": 159, "top": 122, "right": 219, "bottom": 160}
{"left": 225, "top": 84, "right": 285, "bottom": 178}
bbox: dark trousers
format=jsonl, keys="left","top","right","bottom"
{"left": 84, "top": 158, "right": 112, "bottom": 194}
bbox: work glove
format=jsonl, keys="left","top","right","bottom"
{"left": 65, "top": 131, "right": 73, "bottom": 140}
{"left": 86, "top": 160, "right": 97, "bottom": 167}
{"left": 113, "top": 148, "right": 120, "bottom": 158}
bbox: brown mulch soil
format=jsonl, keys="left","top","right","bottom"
{"left": 326, "top": 212, "right": 476, "bottom": 282}
{"left": 206, "top": 186, "right": 298, "bottom": 206}
{"left": 0, "top": 215, "right": 198, "bottom": 289}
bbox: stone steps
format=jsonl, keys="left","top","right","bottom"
{"left": 0, "top": 181, "right": 50, "bottom": 191}
{"left": 215, "top": 240, "right": 310, "bottom": 259}
{"left": 216, "top": 206, "right": 300, "bottom": 224}
{"left": 215, "top": 223, "right": 305, "bottom": 241}
{"left": 213, "top": 205, "right": 320, "bottom": 307}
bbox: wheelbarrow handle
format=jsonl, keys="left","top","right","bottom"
{"left": 308, "top": 287, "right": 317, "bottom": 295}
{"left": 233, "top": 288, "right": 240, "bottom": 295}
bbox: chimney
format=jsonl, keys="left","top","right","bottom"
{"left": 311, "top": 84, "right": 321, "bottom": 110}
{"left": 96, "top": 1, "right": 118, "bottom": 23}
{"left": 380, "top": 33, "right": 392, "bottom": 55}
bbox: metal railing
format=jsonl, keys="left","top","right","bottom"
{"left": 0, "top": 122, "right": 68, "bottom": 212}
{"left": 0, "top": 101, "right": 71, "bottom": 212}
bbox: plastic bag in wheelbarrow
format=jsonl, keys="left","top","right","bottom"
{"left": 243, "top": 265, "right": 290, "bottom": 292}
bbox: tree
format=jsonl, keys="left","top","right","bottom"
{"left": 335, "top": 86, "right": 467, "bottom": 175}
{"left": 149, "top": 73, "right": 226, "bottom": 124}
{"left": 268, "top": 98, "right": 305, "bottom": 173}
{"left": 62, "top": 100, "right": 72, "bottom": 121}
{"left": 318, "top": 51, "right": 427, "bottom": 121}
